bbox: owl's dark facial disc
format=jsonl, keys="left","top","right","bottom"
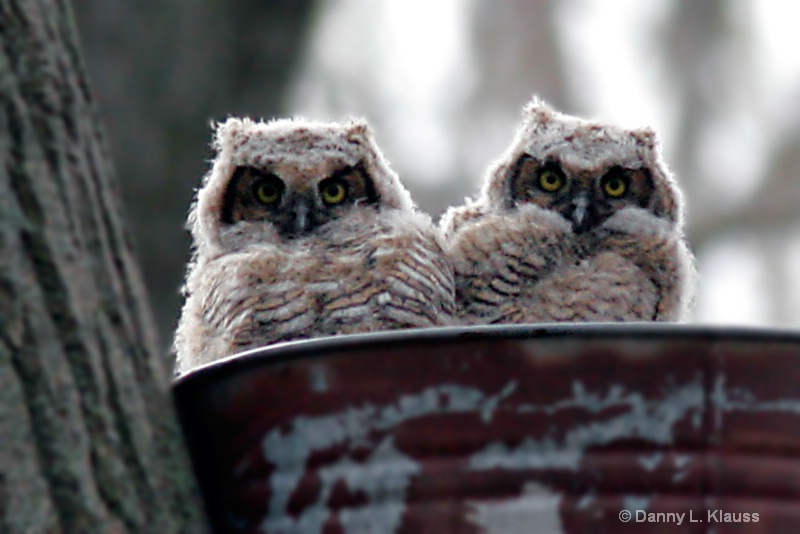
{"left": 507, "top": 155, "right": 655, "bottom": 233}
{"left": 221, "top": 167, "right": 283, "bottom": 224}
{"left": 221, "top": 163, "right": 380, "bottom": 239}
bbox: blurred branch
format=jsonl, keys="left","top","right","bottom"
{"left": 469, "top": 0, "right": 570, "bottom": 111}
{"left": 689, "top": 129, "right": 800, "bottom": 249}
{"left": 661, "top": 0, "right": 758, "bottom": 218}
{"left": 449, "top": 0, "right": 572, "bottom": 203}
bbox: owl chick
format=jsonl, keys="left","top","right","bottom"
{"left": 174, "top": 117, "right": 454, "bottom": 375}
{"left": 441, "top": 98, "right": 696, "bottom": 325}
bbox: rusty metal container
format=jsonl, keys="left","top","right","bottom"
{"left": 173, "top": 324, "right": 800, "bottom": 533}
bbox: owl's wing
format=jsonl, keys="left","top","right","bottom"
{"left": 367, "top": 216, "right": 456, "bottom": 328}
{"left": 191, "top": 249, "right": 321, "bottom": 357}
{"left": 447, "top": 207, "right": 577, "bottom": 323}
{"left": 234, "top": 254, "right": 325, "bottom": 347}
{"left": 587, "top": 208, "right": 696, "bottom": 321}
{"left": 589, "top": 232, "right": 695, "bottom": 321}
{"left": 505, "top": 251, "right": 659, "bottom": 323}
{"left": 173, "top": 254, "right": 272, "bottom": 372}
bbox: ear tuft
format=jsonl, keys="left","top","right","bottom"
{"left": 523, "top": 95, "right": 555, "bottom": 126}
{"left": 633, "top": 127, "right": 658, "bottom": 149}
{"left": 213, "top": 116, "right": 251, "bottom": 152}
{"left": 345, "top": 118, "right": 371, "bottom": 140}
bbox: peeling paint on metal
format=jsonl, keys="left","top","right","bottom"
{"left": 671, "top": 454, "right": 693, "bottom": 483}
{"left": 576, "top": 493, "right": 595, "bottom": 510}
{"left": 639, "top": 453, "right": 663, "bottom": 471}
{"left": 467, "top": 482, "right": 564, "bottom": 534}
{"left": 480, "top": 381, "right": 518, "bottom": 423}
{"left": 260, "top": 436, "right": 418, "bottom": 533}
{"left": 714, "top": 376, "right": 800, "bottom": 414}
{"left": 622, "top": 496, "right": 650, "bottom": 513}
{"left": 310, "top": 363, "right": 330, "bottom": 393}
{"left": 335, "top": 439, "right": 418, "bottom": 533}
{"left": 673, "top": 454, "right": 691, "bottom": 468}
{"left": 260, "top": 383, "right": 519, "bottom": 533}
{"left": 174, "top": 331, "right": 800, "bottom": 532}
{"left": 471, "top": 380, "right": 703, "bottom": 471}
{"left": 470, "top": 439, "right": 582, "bottom": 471}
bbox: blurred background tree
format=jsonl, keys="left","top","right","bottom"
{"left": 75, "top": 0, "right": 800, "bottom": 353}
{"left": 74, "top": 0, "right": 318, "bottom": 353}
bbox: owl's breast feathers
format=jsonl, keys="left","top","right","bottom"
{"left": 446, "top": 203, "right": 694, "bottom": 324}
{"left": 206, "top": 208, "right": 454, "bottom": 353}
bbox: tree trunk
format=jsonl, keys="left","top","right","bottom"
{"left": 0, "top": 1, "right": 207, "bottom": 532}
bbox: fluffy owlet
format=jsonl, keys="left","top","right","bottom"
{"left": 441, "top": 98, "right": 696, "bottom": 325}
{"left": 174, "top": 117, "right": 455, "bottom": 375}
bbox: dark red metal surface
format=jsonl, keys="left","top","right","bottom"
{"left": 173, "top": 324, "right": 800, "bottom": 533}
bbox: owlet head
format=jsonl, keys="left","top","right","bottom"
{"left": 481, "top": 97, "right": 684, "bottom": 232}
{"left": 189, "top": 116, "right": 415, "bottom": 253}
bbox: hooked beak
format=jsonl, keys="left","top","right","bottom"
{"left": 570, "top": 193, "right": 591, "bottom": 233}
{"left": 292, "top": 199, "right": 310, "bottom": 235}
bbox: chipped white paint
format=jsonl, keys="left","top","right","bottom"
{"left": 468, "top": 482, "right": 564, "bottom": 534}
{"left": 709, "top": 375, "right": 800, "bottom": 431}
{"left": 260, "top": 382, "right": 517, "bottom": 533}
{"left": 334, "top": 439, "right": 418, "bottom": 533}
{"left": 673, "top": 455, "right": 692, "bottom": 468}
{"left": 471, "top": 379, "right": 704, "bottom": 471}
{"left": 261, "top": 437, "right": 417, "bottom": 534}
{"left": 639, "top": 452, "right": 664, "bottom": 471}
{"left": 623, "top": 496, "right": 650, "bottom": 513}
{"left": 576, "top": 493, "right": 595, "bottom": 510}
{"left": 266, "top": 436, "right": 417, "bottom": 534}
{"left": 309, "top": 363, "right": 330, "bottom": 393}
{"left": 481, "top": 381, "right": 517, "bottom": 423}
{"left": 672, "top": 454, "right": 693, "bottom": 482}
{"left": 254, "top": 371, "right": 800, "bottom": 532}
{"left": 713, "top": 375, "right": 800, "bottom": 414}
{"left": 470, "top": 439, "right": 583, "bottom": 471}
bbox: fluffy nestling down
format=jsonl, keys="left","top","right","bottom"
{"left": 441, "top": 97, "right": 696, "bottom": 325}
{"left": 174, "top": 117, "right": 455, "bottom": 375}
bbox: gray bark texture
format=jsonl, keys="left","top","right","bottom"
{"left": 0, "top": 1, "right": 207, "bottom": 532}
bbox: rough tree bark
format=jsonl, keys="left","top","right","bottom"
{"left": 0, "top": 2, "right": 207, "bottom": 532}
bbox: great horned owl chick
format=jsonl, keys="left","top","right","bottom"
{"left": 174, "top": 117, "right": 454, "bottom": 375}
{"left": 441, "top": 98, "right": 696, "bottom": 325}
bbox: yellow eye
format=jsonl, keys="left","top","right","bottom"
{"left": 320, "top": 179, "right": 348, "bottom": 205}
{"left": 602, "top": 174, "right": 629, "bottom": 198}
{"left": 254, "top": 178, "right": 282, "bottom": 204}
{"left": 538, "top": 169, "right": 564, "bottom": 193}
